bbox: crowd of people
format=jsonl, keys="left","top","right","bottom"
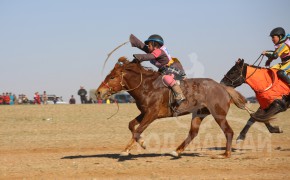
{"left": 0, "top": 92, "right": 17, "bottom": 105}
{"left": 0, "top": 91, "right": 73, "bottom": 105}
{"left": 1, "top": 85, "right": 128, "bottom": 105}
{"left": 0, "top": 91, "right": 48, "bottom": 105}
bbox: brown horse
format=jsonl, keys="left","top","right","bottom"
{"left": 221, "top": 58, "right": 289, "bottom": 142}
{"left": 96, "top": 57, "right": 247, "bottom": 158}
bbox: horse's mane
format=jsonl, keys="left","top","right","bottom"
{"left": 118, "top": 57, "right": 160, "bottom": 78}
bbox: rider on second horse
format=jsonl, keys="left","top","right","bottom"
{"left": 262, "top": 27, "right": 290, "bottom": 86}
{"left": 130, "top": 34, "right": 186, "bottom": 105}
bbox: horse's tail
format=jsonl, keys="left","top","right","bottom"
{"left": 222, "top": 85, "right": 247, "bottom": 109}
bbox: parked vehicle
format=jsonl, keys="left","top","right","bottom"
{"left": 111, "top": 93, "right": 135, "bottom": 103}
{"left": 44, "top": 95, "right": 68, "bottom": 104}
{"left": 246, "top": 96, "right": 257, "bottom": 103}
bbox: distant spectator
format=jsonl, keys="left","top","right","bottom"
{"left": 22, "top": 95, "right": 29, "bottom": 104}
{"left": 0, "top": 95, "right": 3, "bottom": 105}
{"left": 34, "top": 92, "right": 41, "bottom": 104}
{"left": 9, "top": 93, "right": 14, "bottom": 105}
{"left": 13, "top": 94, "right": 17, "bottom": 105}
{"left": 87, "top": 97, "right": 94, "bottom": 104}
{"left": 42, "top": 91, "right": 48, "bottom": 105}
{"left": 77, "top": 86, "right": 87, "bottom": 104}
{"left": 4, "top": 92, "right": 10, "bottom": 105}
{"left": 53, "top": 95, "right": 57, "bottom": 104}
{"left": 69, "top": 95, "right": 76, "bottom": 104}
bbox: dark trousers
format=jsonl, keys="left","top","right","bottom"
{"left": 80, "top": 96, "right": 87, "bottom": 104}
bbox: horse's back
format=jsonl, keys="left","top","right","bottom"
{"left": 183, "top": 78, "right": 231, "bottom": 103}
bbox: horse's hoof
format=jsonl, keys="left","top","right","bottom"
{"left": 137, "top": 139, "right": 146, "bottom": 149}
{"left": 120, "top": 151, "right": 130, "bottom": 156}
{"left": 236, "top": 134, "right": 245, "bottom": 143}
{"left": 170, "top": 151, "right": 180, "bottom": 157}
{"left": 212, "top": 152, "right": 231, "bottom": 159}
{"left": 269, "top": 126, "right": 283, "bottom": 133}
{"left": 236, "top": 138, "right": 244, "bottom": 143}
{"left": 211, "top": 155, "right": 227, "bottom": 159}
{"left": 278, "top": 127, "right": 283, "bottom": 133}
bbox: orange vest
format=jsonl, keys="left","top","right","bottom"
{"left": 245, "top": 66, "right": 289, "bottom": 109}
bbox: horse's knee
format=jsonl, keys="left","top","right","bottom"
{"left": 128, "top": 119, "right": 138, "bottom": 132}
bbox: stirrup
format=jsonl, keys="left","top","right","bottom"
{"left": 176, "top": 98, "right": 185, "bottom": 106}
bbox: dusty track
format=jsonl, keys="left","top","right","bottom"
{"left": 1, "top": 104, "right": 290, "bottom": 179}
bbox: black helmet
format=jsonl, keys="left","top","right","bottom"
{"left": 270, "top": 27, "right": 285, "bottom": 37}
{"left": 144, "top": 34, "right": 164, "bottom": 46}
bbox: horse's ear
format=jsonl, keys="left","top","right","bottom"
{"left": 236, "top": 58, "right": 244, "bottom": 64}
{"left": 118, "top": 56, "right": 130, "bottom": 64}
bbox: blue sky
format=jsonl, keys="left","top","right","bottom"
{"left": 0, "top": 0, "right": 289, "bottom": 103}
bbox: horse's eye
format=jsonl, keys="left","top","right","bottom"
{"left": 110, "top": 76, "right": 115, "bottom": 79}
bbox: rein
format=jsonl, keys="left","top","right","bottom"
{"left": 102, "top": 64, "right": 143, "bottom": 119}
{"left": 224, "top": 55, "right": 265, "bottom": 86}
{"left": 120, "top": 69, "right": 143, "bottom": 92}
{"left": 103, "top": 66, "right": 143, "bottom": 94}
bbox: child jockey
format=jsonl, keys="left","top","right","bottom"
{"left": 130, "top": 34, "right": 186, "bottom": 105}
{"left": 263, "top": 27, "right": 290, "bottom": 86}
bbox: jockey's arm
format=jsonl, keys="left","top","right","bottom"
{"left": 133, "top": 53, "right": 155, "bottom": 62}
{"left": 130, "top": 34, "right": 150, "bottom": 53}
{"left": 264, "top": 50, "right": 278, "bottom": 59}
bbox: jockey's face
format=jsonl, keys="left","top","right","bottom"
{"left": 147, "top": 42, "right": 155, "bottom": 53}
{"left": 271, "top": 35, "right": 280, "bottom": 44}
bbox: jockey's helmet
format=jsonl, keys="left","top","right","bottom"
{"left": 144, "top": 34, "right": 164, "bottom": 46}
{"left": 270, "top": 27, "right": 285, "bottom": 39}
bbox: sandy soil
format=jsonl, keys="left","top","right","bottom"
{"left": 1, "top": 103, "right": 290, "bottom": 179}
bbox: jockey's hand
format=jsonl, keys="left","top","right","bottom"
{"left": 133, "top": 54, "right": 143, "bottom": 62}
{"left": 132, "top": 58, "right": 140, "bottom": 63}
{"left": 265, "top": 59, "right": 272, "bottom": 67}
{"left": 129, "top": 34, "right": 137, "bottom": 47}
{"left": 262, "top": 51, "right": 267, "bottom": 55}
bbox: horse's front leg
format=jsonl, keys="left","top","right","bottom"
{"left": 121, "top": 112, "right": 157, "bottom": 156}
{"left": 236, "top": 117, "right": 255, "bottom": 143}
{"left": 120, "top": 114, "right": 142, "bottom": 156}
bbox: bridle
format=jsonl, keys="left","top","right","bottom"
{"left": 223, "top": 56, "right": 265, "bottom": 87}
{"left": 102, "top": 63, "right": 143, "bottom": 95}
{"left": 223, "top": 61, "right": 246, "bottom": 87}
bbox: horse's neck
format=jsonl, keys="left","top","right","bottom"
{"left": 124, "top": 69, "right": 160, "bottom": 98}
{"left": 245, "top": 66, "right": 275, "bottom": 92}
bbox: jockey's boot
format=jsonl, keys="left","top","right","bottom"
{"left": 277, "top": 70, "right": 290, "bottom": 86}
{"left": 172, "top": 84, "right": 186, "bottom": 105}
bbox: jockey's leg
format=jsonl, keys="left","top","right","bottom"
{"left": 171, "top": 84, "right": 186, "bottom": 105}
{"left": 162, "top": 74, "right": 186, "bottom": 105}
{"left": 277, "top": 70, "right": 290, "bottom": 86}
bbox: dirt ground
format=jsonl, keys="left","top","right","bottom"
{"left": 1, "top": 103, "right": 290, "bottom": 179}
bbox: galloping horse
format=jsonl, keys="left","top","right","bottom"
{"left": 96, "top": 57, "right": 247, "bottom": 158}
{"left": 221, "top": 58, "right": 290, "bottom": 142}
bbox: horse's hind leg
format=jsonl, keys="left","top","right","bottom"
{"left": 214, "top": 117, "right": 234, "bottom": 158}
{"left": 265, "top": 122, "right": 283, "bottom": 133}
{"left": 171, "top": 117, "right": 202, "bottom": 157}
{"left": 171, "top": 108, "right": 209, "bottom": 157}
{"left": 237, "top": 116, "right": 283, "bottom": 143}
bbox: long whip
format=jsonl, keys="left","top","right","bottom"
{"left": 101, "top": 41, "right": 129, "bottom": 75}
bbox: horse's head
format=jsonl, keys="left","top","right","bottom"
{"left": 96, "top": 57, "right": 139, "bottom": 100}
{"left": 220, "top": 58, "right": 247, "bottom": 87}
